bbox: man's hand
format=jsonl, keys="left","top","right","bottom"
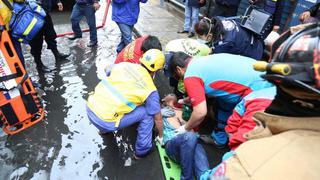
{"left": 272, "top": 25, "right": 280, "bottom": 32}
{"left": 155, "top": 136, "right": 163, "bottom": 145}
{"left": 93, "top": 2, "right": 101, "bottom": 11}
{"left": 57, "top": 2, "right": 63, "bottom": 11}
{"left": 175, "top": 124, "right": 188, "bottom": 135}
{"left": 300, "top": 11, "right": 311, "bottom": 22}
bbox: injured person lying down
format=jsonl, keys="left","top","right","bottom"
{"left": 160, "top": 94, "right": 209, "bottom": 180}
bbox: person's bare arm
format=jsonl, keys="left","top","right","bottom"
{"left": 154, "top": 112, "right": 163, "bottom": 138}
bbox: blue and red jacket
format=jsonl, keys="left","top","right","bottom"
{"left": 226, "top": 86, "right": 276, "bottom": 149}
{"left": 184, "top": 54, "right": 273, "bottom": 122}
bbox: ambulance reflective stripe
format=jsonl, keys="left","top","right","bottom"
{"left": 87, "top": 63, "right": 156, "bottom": 127}
{"left": 19, "top": 16, "right": 39, "bottom": 42}
{"left": 36, "top": 5, "right": 41, "bottom": 13}
{"left": 23, "top": 17, "right": 37, "bottom": 36}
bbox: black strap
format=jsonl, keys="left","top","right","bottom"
{"left": 2, "top": 0, "right": 14, "bottom": 11}
{"left": 224, "top": 15, "right": 242, "bottom": 21}
{"left": 17, "top": 81, "right": 38, "bottom": 114}
{"left": 0, "top": 73, "right": 28, "bottom": 91}
{"left": 0, "top": 24, "right": 4, "bottom": 41}
{"left": 0, "top": 67, "right": 23, "bottom": 83}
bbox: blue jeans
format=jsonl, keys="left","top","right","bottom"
{"left": 70, "top": 3, "right": 97, "bottom": 43}
{"left": 165, "top": 132, "right": 209, "bottom": 180}
{"left": 87, "top": 105, "right": 154, "bottom": 157}
{"left": 116, "top": 23, "right": 134, "bottom": 53}
{"left": 210, "top": 100, "right": 237, "bottom": 146}
{"left": 183, "top": 0, "right": 199, "bottom": 33}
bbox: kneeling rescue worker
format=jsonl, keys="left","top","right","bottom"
{"left": 86, "top": 49, "right": 165, "bottom": 158}
{"left": 201, "top": 23, "right": 320, "bottom": 180}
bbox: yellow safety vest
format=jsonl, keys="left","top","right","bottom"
{"left": 0, "top": 0, "right": 13, "bottom": 30}
{"left": 87, "top": 62, "right": 157, "bottom": 127}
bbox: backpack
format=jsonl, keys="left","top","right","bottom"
{"left": 3, "top": 0, "right": 46, "bottom": 43}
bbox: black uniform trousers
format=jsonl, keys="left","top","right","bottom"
{"left": 29, "top": 12, "right": 58, "bottom": 67}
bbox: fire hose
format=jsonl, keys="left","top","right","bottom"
{"left": 56, "top": 0, "right": 111, "bottom": 38}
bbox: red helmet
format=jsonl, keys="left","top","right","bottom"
{"left": 262, "top": 23, "right": 320, "bottom": 95}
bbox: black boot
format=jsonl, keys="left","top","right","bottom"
{"left": 52, "top": 49, "right": 70, "bottom": 61}
{"left": 34, "top": 56, "right": 55, "bottom": 73}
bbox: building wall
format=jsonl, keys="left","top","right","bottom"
{"left": 169, "top": 0, "right": 319, "bottom": 32}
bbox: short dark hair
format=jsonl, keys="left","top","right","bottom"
{"left": 141, "top": 35, "right": 162, "bottom": 53}
{"left": 167, "top": 52, "right": 190, "bottom": 76}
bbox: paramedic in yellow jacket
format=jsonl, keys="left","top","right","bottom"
{"left": 201, "top": 24, "right": 320, "bottom": 180}
{"left": 0, "top": 0, "right": 25, "bottom": 66}
{"left": 87, "top": 49, "right": 165, "bottom": 158}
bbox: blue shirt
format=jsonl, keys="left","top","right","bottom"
{"left": 144, "top": 91, "right": 161, "bottom": 115}
{"left": 161, "top": 107, "right": 177, "bottom": 144}
{"left": 112, "top": 0, "right": 148, "bottom": 25}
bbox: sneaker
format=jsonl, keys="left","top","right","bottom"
{"left": 199, "top": 134, "right": 227, "bottom": 149}
{"left": 54, "top": 52, "right": 70, "bottom": 60}
{"left": 177, "top": 30, "right": 189, "bottom": 34}
{"left": 87, "top": 41, "right": 98, "bottom": 47}
{"left": 37, "top": 66, "right": 56, "bottom": 73}
{"left": 68, "top": 35, "right": 82, "bottom": 40}
{"left": 188, "top": 32, "right": 195, "bottom": 38}
{"left": 98, "top": 131, "right": 110, "bottom": 135}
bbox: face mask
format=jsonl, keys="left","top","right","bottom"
{"left": 197, "top": 38, "right": 208, "bottom": 44}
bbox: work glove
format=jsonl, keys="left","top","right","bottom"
{"left": 175, "top": 124, "right": 188, "bottom": 135}
{"left": 155, "top": 136, "right": 163, "bottom": 146}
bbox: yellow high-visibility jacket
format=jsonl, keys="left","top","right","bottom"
{"left": 87, "top": 62, "right": 157, "bottom": 127}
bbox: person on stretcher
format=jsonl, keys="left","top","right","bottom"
{"left": 159, "top": 94, "right": 209, "bottom": 180}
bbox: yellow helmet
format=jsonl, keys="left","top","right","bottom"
{"left": 140, "top": 49, "right": 165, "bottom": 72}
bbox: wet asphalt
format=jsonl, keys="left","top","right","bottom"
{"left": 0, "top": 4, "right": 227, "bottom": 179}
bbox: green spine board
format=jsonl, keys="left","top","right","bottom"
{"left": 156, "top": 142, "right": 181, "bottom": 180}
